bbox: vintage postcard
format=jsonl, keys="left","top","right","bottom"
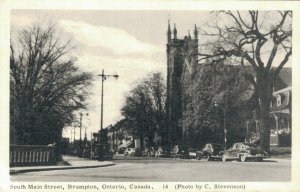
{"left": 1, "top": 0, "right": 300, "bottom": 192}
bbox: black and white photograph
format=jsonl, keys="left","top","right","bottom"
{"left": 1, "top": 1, "right": 300, "bottom": 192}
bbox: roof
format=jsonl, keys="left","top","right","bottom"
{"left": 273, "top": 67, "right": 292, "bottom": 91}
{"left": 271, "top": 85, "right": 291, "bottom": 113}
{"left": 273, "top": 86, "right": 292, "bottom": 95}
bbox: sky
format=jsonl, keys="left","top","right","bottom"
{"left": 10, "top": 10, "right": 292, "bottom": 141}
{"left": 11, "top": 10, "right": 215, "bottom": 140}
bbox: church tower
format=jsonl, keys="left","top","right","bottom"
{"left": 165, "top": 21, "right": 198, "bottom": 147}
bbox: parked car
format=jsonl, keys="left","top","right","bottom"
{"left": 142, "top": 148, "right": 149, "bottom": 157}
{"left": 124, "top": 148, "right": 136, "bottom": 156}
{"left": 134, "top": 148, "right": 143, "bottom": 156}
{"left": 219, "top": 142, "right": 269, "bottom": 162}
{"left": 188, "top": 148, "right": 197, "bottom": 159}
{"left": 148, "top": 147, "right": 156, "bottom": 157}
{"left": 94, "top": 144, "right": 113, "bottom": 160}
{"left": 155, "top": 146, "right": 167, "bottom": 157}
{"left": 171, "top": 145, "right": 189, "bottom": 159}
{"left": 196, "top": 143, "right": 224, "bottom": 161}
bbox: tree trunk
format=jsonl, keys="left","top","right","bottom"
{"left": 256, "top": 70, "right": 273, "bottom": 153}
{"left": 139, "top": 131, "right": 144, "bottom": 149}
{"left": 259, "top": 108, "right": 271, "bottom": 153}
{"left": 54, "top": 125, "right": 64, "bottom": 161}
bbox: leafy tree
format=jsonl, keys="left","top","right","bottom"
{"left": 10, "top": 23, "right": 92, "bottom": 155}
{"left": 197, "top": 11, "right": 292, "bottom": 152}
{"left": 121, "top": 73, "right": 166, "bottom": 148}
{"left": 182, "top": 60, "right": 254, "bottom": 148}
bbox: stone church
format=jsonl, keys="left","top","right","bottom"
{"left": 165, "top": 21, "right": 199, "bottom": 146}
{"left": 165, "top": 21, "right": 292, "bottom": 148}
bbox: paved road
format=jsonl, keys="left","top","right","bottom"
{"left": 11, "top": 158, "right": 290, "bottom": 182}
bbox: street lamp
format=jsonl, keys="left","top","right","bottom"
{"left": 72, "top": 122, "right": 76, "bottom": 154}
{"left": 73, "top": 123, "right": 76, "bottom": 143}
{"left": 98, "top": 69, "right": 118, "bottom": 139}
{"left": 84, "top": 113, "right": 89, "bottom": 142}
{"left": 214, "top": 101, "right": 227, "bottom": 150}
{"left": 79, "top": 111, "right": 89, "bottom": 157}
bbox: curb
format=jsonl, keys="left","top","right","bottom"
{"left": 112, "top": 156, "right": 203, "bottom": 162}
{"left": 10, "top": 162, "right": 115, "bottom": 175}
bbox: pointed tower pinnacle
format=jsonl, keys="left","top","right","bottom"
{"left": 173, "top": 24, "right": 177, "bottom": 39}
{"left": 188, "top": 30, "right": 191, "bottom": 39}
{"left": 194, "top": 24, "right": 198, "bottom": 40}
{"left": 167, "top": 19, "right": 171, "bottom": 42}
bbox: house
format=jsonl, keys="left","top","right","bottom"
{"left": 245, "top": 68, "right": 292, "bottom": 146}
{"left": 270, "top": 86, "right": 292, "bottom": 146}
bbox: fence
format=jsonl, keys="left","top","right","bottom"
{"left": 10, "top": 145, "right": 56, "bottom": 167}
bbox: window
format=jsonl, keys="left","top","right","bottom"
{"left": 236, "top": 144, "right": 243, "bottom": 150}
{"left": 276, "top": 95, "right": 281, "bottom": 106}
{"left": 232, "top": 144, "right": 237, "bottom": 149}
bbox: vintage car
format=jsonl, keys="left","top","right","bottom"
{"left": 196, "top": 143, "right": 224, "bottom": 161}
{"left": 93, "top": 144, "right": 113, "bottom": 160}
{"left": 141, "top": 147, "right": 155, "bottom": 157}
{"left": 124, "top": 148, "right": 136, "bottom": 156}
{"left": 219, "top": 142, "right": 269, "bottom": 162}
{"left": 171, "top": 145, "right": 189, "bottom": 159}
{"left": 155, "top": 146, "right": 167, "bottom": 157}
{"left": 188, "top": 148, "right": 197, "bottom": 159}
{"left": 142, "top": 148, "right": 149, "bottom": 157}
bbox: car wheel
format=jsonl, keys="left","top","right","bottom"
{"left": 222, "top": 154, "right": 227, "bottom": 162}
{"left": 197, "top": 155, "right": 201, "bottom": 160}
{"left": 239, "top": 154, "right": 246, "bottom": 162}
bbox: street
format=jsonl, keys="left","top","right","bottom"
{"left": 11, "top": 158, "right": 290, "bottom": 182}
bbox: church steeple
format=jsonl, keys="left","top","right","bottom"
{"left": 166, "top": 22, "right": 199, "bottom": 147}
{"left": 167, "top": 19, "right": 171, "bottom": 42}
{"left": 194, "top": 24, "right": 198, "bottom": 40}
{"left": 173, "top": 24, "right": 177, "bottom": 39}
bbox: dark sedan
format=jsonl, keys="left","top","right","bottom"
{"left": 196, "top": 143, "right": 224, "bottom": 161}
{"left": 219, "top": 142, "right": 269, "bottom": 162}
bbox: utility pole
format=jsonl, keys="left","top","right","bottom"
{"left": 98, "top": 69, "right": 119, "bottom": 133}
{"left": 214, "top": 101, "right": 227, "bottom": 151}
{"left": 91, "top": 132, "right": 93, "bottom": 159}
{"left": 223, "top": 108, "right": 227, "bottom": 151}
{"left": 79, "top": 111, "right": 89, "bottom": 157}
{"left": 97, "top": 69, "right": 118, "bottom": 160}
{"left": 79, "top": 112, "right": 83, "bottom": 157}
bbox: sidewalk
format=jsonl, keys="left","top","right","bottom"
{"left": 10, "top": 155, "right": 115, "bottom": 175}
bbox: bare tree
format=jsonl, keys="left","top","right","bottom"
{"left": 198, "top": 11, "right": 292, "bottom": 152}
{"left": 10, "top": 23, "right": 92, "bottom": 150}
